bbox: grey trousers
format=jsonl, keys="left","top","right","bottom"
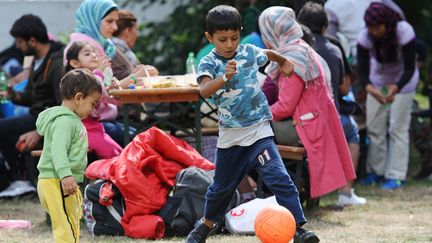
{"left": 366, "top": 91, "right": 414, "bottom": 180}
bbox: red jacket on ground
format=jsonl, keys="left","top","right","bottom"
{"left": 85, "top": 127, "right": 214, "bottom": 239}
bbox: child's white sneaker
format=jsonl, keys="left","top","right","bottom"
{"left": 337, "top": 189, "right": 366, "bottom": 206}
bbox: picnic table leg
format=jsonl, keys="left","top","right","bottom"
{"left": 123, "top": 104, "right": 130, "bottom": 145}
{"left": 194, "top": 101, "right": 202, "bottom": 154}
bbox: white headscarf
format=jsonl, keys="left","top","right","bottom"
{"left": 259, "top": 6, "right": 322, "bottom": 82}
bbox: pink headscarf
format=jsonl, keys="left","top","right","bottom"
{"left": 364, "top": 2, "right": 402, "bottom": 63}
{"left": 258, "top": 6, "right": 322, "bottom": 82}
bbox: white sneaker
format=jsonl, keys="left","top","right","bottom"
{"left": 337, "top": 189, "right": 367, "bottom": 206}
{"left": 0, "top": 180, "right": 36, "bottom": 198}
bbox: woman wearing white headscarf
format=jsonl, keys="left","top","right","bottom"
{"left": 259, "top": 6, "right": 356, "bottom": 198}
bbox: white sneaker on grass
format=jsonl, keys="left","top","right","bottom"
{"left": 0, "top": 180, "right": 36, "bottom": 198}
{"left": 337, "top": 189, "right": 367, "bottom": 206}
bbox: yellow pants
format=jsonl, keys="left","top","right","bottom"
{"left": 37, "top": 178, "right": 82, "bottom": 243}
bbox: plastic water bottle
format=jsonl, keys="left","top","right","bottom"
{"left": 186, "top": 52, "right": 197, "bottom": 74}
{"left": 381, "top": 86, "right": 390, "bottom": 110}
{"left": 0, "top": 72, "right": 8, "bottom": 101}
{"left": 0, "top": 71, "right": 14, "bottom": 118}
{"left": 103, "top": 67, "right": 113, "bottom": 86}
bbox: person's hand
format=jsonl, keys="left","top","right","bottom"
{"left": 144, "top": 65, "right": 159, "bottom": 76}
{"left": 133, "top": 64, "right": 159, "bottom": 77}
{"left": 385, "top": 84, "right": 399, "bottom": 103}
{"left": 224, "top": 60, "right": 237, "bottom": 80}
{"left": 280, "top": 59, "right": 294, "bottom": 77}
{"left": 61, "top": 176, "right": 78, "bottom": 195}
{"left": 365, "top": 84, "right": 386, "bottom": 104}
{"left": 107, "top": 78, "right": 121, "bottom": 90}
{"left": 16, "top": 130, "right": 41, "bottom": 151}
{"left": 97, "top": 56, "right": 111, "bottom": 72}
{"left": 0, "top": 90, "right": 8, "bottom": 99}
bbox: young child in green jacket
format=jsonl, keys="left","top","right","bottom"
{"left": 36, "top": 68, "right": 102, "bottom": 243}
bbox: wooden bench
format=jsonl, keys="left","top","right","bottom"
{"left": 277, "top": 145, "right": 305, "bottom": 161}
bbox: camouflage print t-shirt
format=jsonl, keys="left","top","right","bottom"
{"left": 197, "top": 44, "right": 272, "bottom": 128}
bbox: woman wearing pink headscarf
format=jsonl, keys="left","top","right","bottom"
{"left": 259, "top": 6, "right": 356, "bottom": 198}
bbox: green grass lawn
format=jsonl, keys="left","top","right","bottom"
{"left": 1, "top": 179, "right": 432, "bottom": 243}
{"left": 415, "top": 93, "right": 429, "bottom": 109}
{"left": 0, "top": 92, "right": 431, "bottom": 242}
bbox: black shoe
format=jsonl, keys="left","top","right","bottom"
{"left": 413, "top": 165, "right": 432, "bottom": 180}
{"left": 294, "top": 228, "right": 320, "bottom": 243}
{"left": 185, "top": 220, "right": 212, "bottom": 243}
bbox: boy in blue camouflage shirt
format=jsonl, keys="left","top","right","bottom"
{"left": 186, "top": 5, "right": 319, "bottom": 243}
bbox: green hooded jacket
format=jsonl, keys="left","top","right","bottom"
{"left": 36, "top": 106, "right": 88, "bottom": 182}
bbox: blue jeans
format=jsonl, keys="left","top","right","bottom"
{"left": 340, "top": 114, "right": 360, "bottom": 144}
{"left": 102, "top": 121, "right": 136, "bottom": 147}
{"left": 0, "top": 114, "right": 37, "bottom": 179}
{"left": 204, "top": 136, "right": 306, "bottom": 224}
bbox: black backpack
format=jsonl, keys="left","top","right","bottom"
{"left": 158, "top": 166, "right": 213, "bottom": 236}
{"left": 83, "top": 179, "right": 125, "bottom": 236}
{"left": 158, "top": 166, "right": 239, "bottom": 236}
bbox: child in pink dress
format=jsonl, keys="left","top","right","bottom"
{"left": 65, "top": 42, "right": 122, "bottom": 159}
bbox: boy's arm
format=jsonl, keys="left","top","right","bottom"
{"left": 199, "top": 60, "right": 237, "bottom": 98}
{"left": 264, "top": 50, "right": 294, "bottom": 77}
{"left": 50, "top": 118, "right": 74, "bottom": 180}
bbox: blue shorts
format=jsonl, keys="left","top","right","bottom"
{"left": 340, "top": 114, "right": 360, "bottom": 144}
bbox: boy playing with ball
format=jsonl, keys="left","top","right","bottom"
{"left": 185, "top": 5, "right": 319, "bottom": 243}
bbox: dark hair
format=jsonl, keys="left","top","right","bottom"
{"left": 206, "top": 5, "right": 242, "bottom": 36}
{"left": 65, "top": 42, "right": 90, "bottom": 72}
{"left": 60, "top": 69, "right": 102, "bottom": 100}
{"left": 297, "top": 2, "right": 328, "bottom": 34}
{"left": 113, "top": 10, "right": 137, "bottom": 37}
{"left": 10, "top": 14, "right": 49, "bottom": 43}
{"left": 300, "top": 24, "right": 315, "bottom": 46}
{"left": 235, "top": 0, "right": 252, "bottom": 13}
{"left": 102, "top": 7, "right": 118, "bottom": 19}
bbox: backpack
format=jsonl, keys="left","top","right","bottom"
{"left": 83, "top": 179, "right": 125, "bottom": 236}
{"left": 158, "top": 166, "right": 240, "bottom": 236}
{"left": 158, "top": 166, "right": 213, "bottom": 236}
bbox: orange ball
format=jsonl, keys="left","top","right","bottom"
{"left": 254, "top": 205, "right": 296, "bottom": 243}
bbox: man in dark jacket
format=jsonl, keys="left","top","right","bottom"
{"left": 0, "top": 14, "right": 64, "bottom": 196}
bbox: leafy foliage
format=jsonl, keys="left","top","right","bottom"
{"left": 394, "top": 0, "right": 432, "bottom": 42}
{"left": 128, "top": 0, "right": 432, "bottom": 75}
{"left": 129, "top": 0, "right": 294, "bottom": 75}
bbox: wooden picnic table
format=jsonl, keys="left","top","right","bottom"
{"left": 109, "top": 85, "right": 203, "bottom": 153}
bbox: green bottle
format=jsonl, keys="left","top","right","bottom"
{"left": 0, "top": 71, "right": 14, "bottom": 117}
{"left": 381, "top": 86, "right": 388, "bottom": 96}
{"left": 186, "top": 52, "right": 197, "bottom": 74}
{"left": 0, "top": 71, "right": 10, "bottom": 104}
{"left": 381, "top": 86, "right": 390, "bottom": 109}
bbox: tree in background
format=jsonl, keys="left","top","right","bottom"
{"left": 127, "top": 0, "right": 432, "bottom": 75}
{"left": 127, "top": 0, "right": 294, "bottom": 74}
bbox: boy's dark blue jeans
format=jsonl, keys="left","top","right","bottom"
{"left": 204, "top": 136, "right": 306, "bottom": 225}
